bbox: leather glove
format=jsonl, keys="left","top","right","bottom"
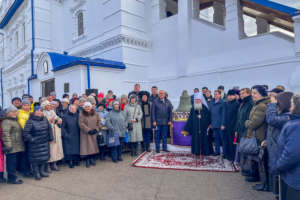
{"left": 88, "top": 130, "right": 94, "bottom": 135}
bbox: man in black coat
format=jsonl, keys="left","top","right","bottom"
{"left": 61, "top": 105, "right": 80, "bottom": 168}
{"left": 224, "top": 90, "right": 239, "bottom": 161}
{"left": 151, "top": 90, "right": 172, "bottom": 153}
{"left": 234, "top": 88, "right": 253, "bottom": 175}
{"left": 184, "top": 93, "right": 212, "bottom": 156}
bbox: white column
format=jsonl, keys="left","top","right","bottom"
{"left": 192, "top": 0, "right": 200, "bottom": 19}
{"left": 151, "top": 0, "right": 167, "bottom": 25}
{"left": 256, "top": 17, "right": 270, "bottom": 34}
{"left": 177, "top": 0, "right": 192, "bottom": 77}
{"left": 293, "top": 15, "right": 300, "bottom": 56}
{"left": 225, "top": 0, "right": 246, "bottom": 39}
{"left": 213, "top": 0, "right": 225, "bottom": 26}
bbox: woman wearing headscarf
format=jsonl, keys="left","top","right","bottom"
{"left": 23, "top": 106, "right": 53, "bottom": 180}
{"left": 41, "top": 100, "right": 64, "bottom": 172}
{"left": 78, "top": 102, "right": 101, "bottom": 168}
{"left": 61, "top": 104, "right": 80, "bottom": 168}
{"left": 124, "top": 94, "right": 143, "bottom": 156}
{"left": 106, "top": 101, "right": 127, "bottom": 162}
{"left": 140, "top": 91, "right": 152, "bottom": 152}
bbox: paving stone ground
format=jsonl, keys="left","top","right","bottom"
{"left": 0, "top": 154, "right": 274, "bottom": 200}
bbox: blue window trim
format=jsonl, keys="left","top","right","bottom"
{"left": 0, "top": 0, "right": 24, "bottom": 29}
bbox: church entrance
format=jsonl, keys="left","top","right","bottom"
{"left": 42, "top": 78, "right": 55, "bottom": 97}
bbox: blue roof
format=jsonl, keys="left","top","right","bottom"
{"left": 47, "top": 52, "right": 126, "bottom": 72}
{"left": 249, "top": 0, "right": 300, "bottom": 17}
{"left": 0, "top": 0, "right": 24, "bottom": 29}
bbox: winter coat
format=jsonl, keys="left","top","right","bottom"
{"left": 106, "top": 109, "right": 127, "bottom": 138}
{"left": 235, "top": 95, "right": 253, "bottom": 143}
{"left": 23, "top": 114, "right": 53, "bottom": 164}
{"left": 245, "top": 97, "right": 270, "bottom": 142}
{"left": 151, "top": 98, "right": 173, "bottom": 126}
{"left": 224, "top": 100, "right": 239, "bottom": 161}
{"left": 78, "top": 109, "right": 100, "bottom": 156}
{"left": 96, "top": 109, "right": 109, "bottom": 126}
{"left": 0, "top": 119, "right": 5, "bottom": 172}
{"left": 61, "top": 111, "right": 80, "bottom": 156}
{"left": 141, "top": 101, "right": 152, "bottom": 130}
{"left": 1, "top": 117, "right": 24, "bottom": 154}
{"left": 124, "top": 103, "right": 143, "bottom": 142}
{"left": 43, "top": 110, "right": 64, "bottom": 162}
{"left": 209, "top": 98, "right": 226, "bottom": 129}
{"left": 149, "top": 94, "right": 158, "bottom": 103}
{"left": 272, "top": 115, "right": 300, "bottom": 190}
{"left": 266, "top": 103, "right": 290, "bottom": 168}
{"left": 17, "top": 109, "right": 30, "bottom": 129}
{"left": 56, "top": 108, "right": 68, "bottom": 119}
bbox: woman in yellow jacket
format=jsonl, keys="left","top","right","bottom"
{"left": 17, "top": 99, "right": 33, "bottom": 177}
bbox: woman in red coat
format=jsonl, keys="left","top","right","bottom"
{"left": 0, "top": 112, "right": 6, "bottom": 183}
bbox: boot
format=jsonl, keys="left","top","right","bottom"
{"left": 86, "top": 159, "right": 90, "bottom": 168}
{"left": 33, "top": 165, "right": 42, "bottom": 181}
{"left": 45, "top": 164, "right": 52, "bottom": 174}
{"left": 39, "top": 164, "right": 49, "bottom": 178}
{"left": 0, "top": 172, "right": 6, "bottom": 183}
{"left": 146, "top": 144, "right": 151, "bottom": 152}
{"left": 68, "top": 160, "right": 74, "bottom": 168}
{"left": 50, "top": 162, "right": 59, "bottom": 171}
{"left": 7, "top": 178, "right": 23, "bottom": 184}
{"left": 89, "top": 158, "right": 96, "bottom": 166}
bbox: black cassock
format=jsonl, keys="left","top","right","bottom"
{"left": 184, "top": 106, "right": 212, "bottom": 156}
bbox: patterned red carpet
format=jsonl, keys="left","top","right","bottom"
{"left": 133, "top": 151, "right": 238, "bottom": 172}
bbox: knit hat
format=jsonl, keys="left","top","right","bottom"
{"left": 276, "top": 92, "right": 293, "bottom": 113}
{"left": 87, "top": 96, "right": 96, "bottom": 105}
{"left": 113, "top": 101, "right": 120, "bottom": 105}
{"left": 97, "top": 103, "right": 105, "bottom": 108}
{"left": 22, "top": 99, "right": 31, "bottom": 105}
{"left": 227, "top": 89, "right": 236, "bottom": 96}
{"left": 6, "top": 106, "right": 18, "bottom": 114}
{"left": 252, "top": 85, "right": 268, "bottom": 97}
{"left": 41, "top": 100, "right": 50, "bottom": 108}
{"left": 50, "top": 91, "right": 56, "bottom": 96}
{"left": 34, "top": 106, "right": 42, "bottom": 112}
{"left": 292, "top": 94, "right": 300, "bottom": 115}
{"left": 97, "top": 92, "right": 104, "bottom": 99}
{"left": 83, "top": 102, "right": 92, "bottom": 108}
{"left": 61, "top": 98, "right": 70, "bottom": 104}
{"left": 11, "top": 97, "right": 21, "bottom": 103}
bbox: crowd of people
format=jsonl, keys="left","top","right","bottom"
{"left": 0, "top": 83, "right": 299, "bottom": 200}
{"left": 185, "top": 85, "right": 300, "bottom": 200}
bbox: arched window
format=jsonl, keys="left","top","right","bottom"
{"left": 77, "top": 12, "right": 84, "bottom": 36}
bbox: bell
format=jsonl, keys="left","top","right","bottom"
{"left": 176, "top": 90, "right": 192, "bottom": 112}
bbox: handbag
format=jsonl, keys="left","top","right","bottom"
{"left": 124, "top": 131, "right": 130, "bottom": 143}
{"left": 239, "top": 131, "right": 259, "bottom": 155}
{"left": 127, "top": 105, "right": 137, "bottom": 131}
{"left": 107, "top": 132, "right": 120, "bottom": 147}
{"left": 97, "top": 131, "right": 106, "bottom": 146}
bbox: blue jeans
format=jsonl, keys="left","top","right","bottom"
{"left": 155, "top": 125, "right": 168, "bottom": 152}
{"left": 213, "top": 128, "right": 225, "bottom": 155}
{"left": 111, "top": 137, "right": 124, "bottom": 161}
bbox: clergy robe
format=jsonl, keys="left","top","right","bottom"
{"left": 184, "top": 106, "right": 212, "bottom": 156}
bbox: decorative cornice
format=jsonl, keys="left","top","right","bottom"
{"left": 75, "top": 34, "right": 152, "bottom": 57}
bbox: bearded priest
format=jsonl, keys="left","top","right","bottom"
{"left": 184, "top": 93, "right": 212, "bottom": 156}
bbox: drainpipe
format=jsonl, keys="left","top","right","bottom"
{"left": 86, "top": 64, "right": 91, "bottom": 89}
{"left": 27, "top": 0, "right": 37, "bottom": 95}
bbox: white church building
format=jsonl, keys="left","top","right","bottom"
{"left": 0, "top": 0, "right": 300, "bottom": 108}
